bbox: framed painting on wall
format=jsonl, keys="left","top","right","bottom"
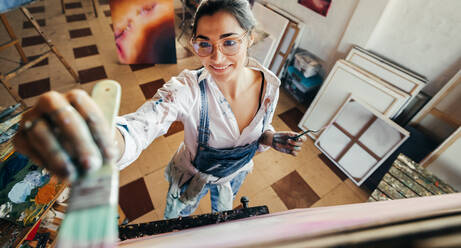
{"left": 110, "top": 0, "right": 177, "bottom": 64}
{"left": 298, "top": 0, "right": 331, "bottom": 17}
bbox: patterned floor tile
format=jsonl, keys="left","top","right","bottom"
{"left": 278, "top": 107, "right": 303, "bottom": 132}
{"left": 139, "top": 78, "right": 165, "bottom": 99}
{"left": 27, "top": 6, "right": 45, "bottom": 14}
{"left": 18, "top": 78, "right": 50, "bottom": 99}
{"left": 271, "top": 170, "right": 320, "bottom": 209}
{"left": 66, "top": 14, "right": 87, "bottom": 23}
{"left": 104, "top": 10, "right": 111, "bottom": 17}
{"left": 119, "top": 178, "right": 154, "bottom": 221}
{"left": 78, "top": 65, "right": 107, "bottom": 84}
{"left": 69, "top": 27, "right": 92, "bottom": 39}
{"left": 129, "top": 64, "right": 155, "bottom": 71}
{"left": 65, "top": 2, "right": 82, "bottom": 9}
{"left": 23, "top": 19, "right": 46, "bottom": 29}
{"left": 73, "top": 44, "right": 99, "bottom": 59}
{"left": 22, "top": 35, "right": 45, "bottom": 47}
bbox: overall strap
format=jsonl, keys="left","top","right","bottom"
{"left": 259, "top": 72, "right": 270, "bottom": 133}
{"left": 257, "top": 71, "right": 265, "bottom": 111}
{"left": 197, "top": 69, "right": 210, "bottom": 146}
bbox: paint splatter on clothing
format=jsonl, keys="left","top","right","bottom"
{"left": 115, "top": 58, "right": 280, "bottom": 199}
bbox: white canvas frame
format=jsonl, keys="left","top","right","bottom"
{"left": 315, "top": 95, "right": 409, "bottom": 186}
{"left": 346, "top": 46, "right": 427, "bottom": 116}
{"left": 346, "top": 46, "right": 426, "bottom": 95}
{"left": 298, "top": 60, "right": 409, "bottom": 139}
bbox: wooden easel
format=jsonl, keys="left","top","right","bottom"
{"left": 0, "top": 7, "right": 79, "bottom": 108}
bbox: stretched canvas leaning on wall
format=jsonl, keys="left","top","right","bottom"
{"left": 315, "top": 96, "right": 409, "bottom": 186}
{"left": 110, "top": 0, "right": 177, "bottom": 64}
{"left": 298, "top": 59, "right": 408, "bottom": 139}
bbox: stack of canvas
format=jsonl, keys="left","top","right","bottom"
{"left": 299, "top": 46, "right": 427, "bottom": 139}
{"left": 297, "top": 46, "right": 427, "bottom": 185}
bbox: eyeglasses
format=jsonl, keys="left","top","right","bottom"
{"left": 190, "top": 31, "right": 249, "bottom": 57}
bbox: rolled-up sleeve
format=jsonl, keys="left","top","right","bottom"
{"left": 115, "top": 70, "right": 197, "bottom": 170}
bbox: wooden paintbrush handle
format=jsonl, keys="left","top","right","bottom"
{"left": 91, "top": 80, "right": 121, "bottom": 139}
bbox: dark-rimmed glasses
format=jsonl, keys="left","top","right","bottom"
{"left": 190, "top": 31, "right": 249, "bottom": 57}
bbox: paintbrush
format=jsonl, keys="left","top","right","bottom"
{"left": 56, "top": 80, "right": 121, "bottom": 248}
{"left": 288, "top": 126, "right": 327, "bottom": 140}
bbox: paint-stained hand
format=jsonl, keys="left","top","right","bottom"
{"left": 271, "top": 131, "right": 307, "bottom": 156}
{"left": 13, "top": 90, "right": 117, "bottom": 181}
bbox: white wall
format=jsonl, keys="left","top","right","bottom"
{"left": 365, "top": 0, "right": 461, "bottom": 96}
{"left": 263, "top": 0, "right": 461, "bottom": 96}
{"left": 262, "top": 0, "right": 358, "bottom": 72}
{"left": 335, "top": 0, "right": 390, "bottom": 58}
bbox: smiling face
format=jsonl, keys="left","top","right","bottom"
{"left": 194, "top": 11, "right": 253, "bottom": 83}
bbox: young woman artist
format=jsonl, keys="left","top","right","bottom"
{"left": 13, "top": 0, "right": 307, "bottom": 219}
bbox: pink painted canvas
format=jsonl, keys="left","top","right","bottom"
{"left": 298, "top": 0, "right": 331, "bottom": 17}
{"left": 110, "top": 0, "right": 177, "bottom": 64}
{"left": 118, "top": 193, "right": 461, "bottom": 247}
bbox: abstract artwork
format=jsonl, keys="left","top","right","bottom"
{"left": 110, "top": 0, "right": 177, "bottom": 64}
{"left": 0, "top": 0, "right": 35, "bottom": 14}
{"left": 298, "top": 0, "right": 331, "bottom": 17}
{"left": 0, "top": 153, "right": 64, "bottom": 227}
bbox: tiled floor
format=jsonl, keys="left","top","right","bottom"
{"left": 0, "top": 0, "right": 370, "bottom": 224}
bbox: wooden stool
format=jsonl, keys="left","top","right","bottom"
{"left": 0, "top": 7, "right": 79, "bottom": 108}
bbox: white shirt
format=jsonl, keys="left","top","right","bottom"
{"left": 115, "top": 58, "right": 280, "bottom": 184}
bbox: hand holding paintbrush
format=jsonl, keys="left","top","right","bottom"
{"left": 13, "top": 89, "right": 123, "bottom": 181}
{"left": 13, "top": 81, "right": 122, "bottom": 247}
{"left": 259, "top": 127, "right": 326, "bottom": 156}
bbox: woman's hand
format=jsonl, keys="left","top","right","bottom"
{"left": 260, "top": 130, "right": 308, "bottom": 156}
{"left": 13, "top": 90, "right": 119, "bottom": 181}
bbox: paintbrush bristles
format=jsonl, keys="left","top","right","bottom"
{"left": 57, "top": 206, "right": 117, "bottom": 247}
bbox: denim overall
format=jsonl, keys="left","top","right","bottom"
{"left": 164, "top": 70, "right": 268, "bottom": 218}
{"left": 193, "top": 71, "right": 267, "bottom": 178}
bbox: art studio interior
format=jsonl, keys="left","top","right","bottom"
{"left": 0, "top": 0, "right": 460, "bottom": 247}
